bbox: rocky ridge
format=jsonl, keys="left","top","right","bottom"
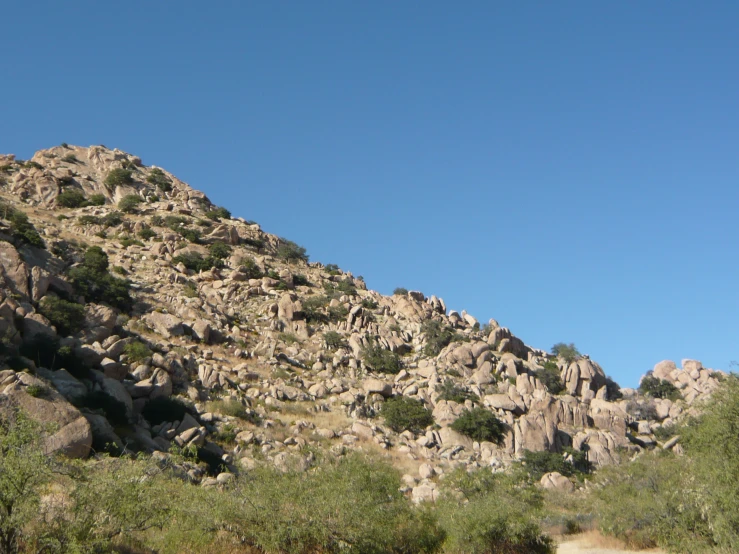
{"left": 0, "top": 145, "right": 725, "bottom": 499}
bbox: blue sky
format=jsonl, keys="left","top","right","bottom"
{"left": 2, "top": 2, "right": 737, "bottom": 386}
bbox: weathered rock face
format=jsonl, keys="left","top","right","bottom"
{"left": 0, "top": 373, "right": 92, "bottom": 458}
{"left": 0, "top": 242, "right": 29, "bottom": 299}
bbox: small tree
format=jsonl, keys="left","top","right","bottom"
{"left": 639, "top": 373, "right": 681, "bottom": 401}
{"left": 118, "top": 194, "right": 144, "bottom": 213}
{"left": 104, "top": 168, "right": 133, "bottom": 188}
{"left": 381, "top": 396, "right": 434, "bottom": 433}
{"left": 205, "top": 206, "right": 231, "bottom": 220}
{"left": 38, "top": 295, "right": 86, "bottom": 336}
{"left": 551, "top": 342, "right": 581, "bottom": 364}
{"left": 361, "top": 341, "right": 401, "bottom": 374}
{"left": 208, "top": 241, "right": 231, "bottom": 260}
{"left": 451, "top": 407, "right": 506, "bottom": 444}
{"left": 56, "top": 190, "right": 87, "bottom": 208}
{"left": 393, "top": 287, "right": 408, "bottom": 296}
{"left": 88, "top": 193, "right": 106, "bottom": 206}
{"left": 276, "top": 239, "right": 308, "bottom": 263}
{"left": 534, "top": 360, "right": 565, "bottom": 395}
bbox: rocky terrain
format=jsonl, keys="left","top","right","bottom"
{"left": 0, "top": 144, "right": 726, "bottom": 498}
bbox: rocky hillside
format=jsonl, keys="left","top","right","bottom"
{"left": 0, "top": 144, "right": 725, "bottom": 497}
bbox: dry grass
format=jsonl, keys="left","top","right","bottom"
{"left": 557, "top": 530, "right": 666, "bottom": 553}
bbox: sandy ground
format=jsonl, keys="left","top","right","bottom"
{"left": 557, "top": 533, "right": 666, "bottom": 554}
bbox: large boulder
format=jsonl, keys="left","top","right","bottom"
{"left": 145, "top": 312, "right": 184, "bottom": 339}
{"left": 0, "top": 242, "right": 29, "bottom": 299}
{"left": 0, "top": 373, "right": 92, "bottom": 458}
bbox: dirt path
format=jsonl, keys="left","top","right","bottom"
{"left": 557, "top": 533, "right": 666, "bottom": 554}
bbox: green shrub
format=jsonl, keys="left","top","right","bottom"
{"left": 381, "top": 396, "right": 434, "bottom": 433}
{"left": 393, "top": 287, "right": 408, "bottom": 296}
{"left": 653, "top": 422, "right": 680, "bottom": 441}
{"left": 56, "top": 190, "right": 87, "bottom": 208}
{"left": 118, "top": 194, "right": 144, "bottom": 213}
{"left": 437, "top": 468, "right": 554, "bottom": 554}
{"left": 102, "top": 211, "right": 123, "bottom": 227}
{"left": 205, "top": 399, "right": 260, "bottom": 423}
{"left": 172, "top": 251, "right": 220, "bottom": 272}
{"left": 88, "top": 193, "right": 106, "bottom": 206}
{"left": 517, "top": 449, "right": 590, "bottom": 481}
{"left": 19, "top": 335, "right": 90, "bottom": 378}
{"left": 0, "top": 204, "right": 45, "bottom": 249}
{"left": 205, "top": 206, "right": 231, "bottom": 220}
{"left": 276, "top": 238, "right": 308, "bottom": 263}
{"left": 38, "top": 295, "right": 86, "bottom": 336}
{"left": 124, "top": 341, "right": 152, "bottom": 364}
{"left": 137, "top": 226, "right": 156, "bottom": 240}
{"left": 605, "top": 375, "right": 623, "bottom": 400}
{"left": 437, "top": 378, "right": 479, "bottom": 404}
{"left": 104, "top": 168, "right": 133, "bottom": 188}
{"left": 77, "top": 215, "right": 100, "bottom": 226}
{"left": 208, "top": 241, "right": 231, "bottom": 260}
{"left": 324, "top": 331, "right": 346, "bottom": 350}
{"left": 25, "top": 384, "right": 48, "bottom": 398}
{"left": 639, "top": 373, "right": 681, "bottom": 401}
{"left": 146, "top": 168, "right": 172, "bottom": 192}
{"left": 361, "top": 298, "right": 378, "bottom": 310}
{"left": 61, "top": 153, "right": 78, "bottom": 163}
{"left": 551, "top": 342, "right": 580, "bottom": 364}
{"left": 141, "top": 397, "right": 191, "bottom": 425}
{"left": 534, "top": 360, "right": 565, "bottom": 395}
{"left": 302, "top": 295, "right": 329, "bottom": 323}
{"left": 278, "top": 332, "right": 298, "bottom": 344}
{"left": 238, "top": 258, "right": 263, "bottom": 279}
{"left": 178, "top": 227, "right": 201, "bottom": 243}
{"left": 362, "top": 341, "right": 401, "bottom": 374}
{"left": 68, "top": 246, "right": 132, "bottom": 311}
{"left": 292, "top": 273, "right": 310, "bottom": 287}
{"left": 119, "top": 236, "right": 144, "bottom": 248}
{"left": 324, "top": 263, "right": 341, "bottom": 275}
{"left": 451, "top": 407, "right": 505, "bottom": 444}
{"left": 421, "top": 319, "right": 463, "bottom": 357}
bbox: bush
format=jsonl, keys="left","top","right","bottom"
{"left": 551, "top": 342, "right": 580, "bottom": 364}
{"left": 362, "top": 341, "right": 401, "bottom": 374}
{"left": 0, "top": 203, "right": 45, "bottom": 249}
{"left": 178, "top": 227, "right": 201, "bottom": 243}
{"left": 324, "top": 330, "right": 347, "bottom": 350}
{"left": 137, "top": 226, "right": 156, "bottom": 240}
{"left": 276, "top": 238, "right": 308, "bottom": 263}
{"left": 517, "top": 449, "right": 590, "bottom": 481}
{"left": 141, "top": 397, "right": 191, "bottom": 425}
{"left": 124, "top": 341, "right": 152, "bottom": 364}
{"left": 437, "top": 469, "right": 554, "bottom": 554}
{"left": 325, "top": 263, "right": 341, "bottom": 275}
{"left": 104, "top": 168, "right": 133, "bottom": 188}
{"left": 19, "top": 335, "right": 91, "bottom": 378}
{"left": 208, "top": 241, "right": 231, "bottom": 260}
{"left": 302, "top": 295, "right": 329, "bottom": 323}
{"left": 88, "top": 193, "right": 106, "bottom": 206}
{"left": 56, "top": 189, "right": 87, "bottom": 208}
{"left": 422, "top": 320, "right": 463, "bottom": 357}
{"left": 361, "top": 298, "right": 378, "bottom": 310}
{"left": 534, "top": 360, "right": 565, "bottom": 395}
{"left": 624, "top": 399, "right": 659, "bottom": 421}
{"left": 437, "top": 379, "right": 479, "bottom": 404}
{"left": 605, "top": 375, "right": 623, "bottom": 400}
{"left": 62, "top": 153, "right": 79, "bottom": 163}
{"left": 118, "top": 194, "right": 144, "bottom": 213}
{"left": 381, "top": 396, "right": 434, "bottom": 434}
{"left": 146, "top": 168, "right": 172, "bottom": 192}
{"left": 238, "top": 258, "right": 263, "bottom": 279}
{"left": 451, "top": 407, "right": 505, "bottom": 444}
{"left": 205, "top": 206, "right": 231, "bottom": 220}
{"left": 38, "top": 295, "right": 86, "bottom": 336}
{"left": 68, "top": 246, "right": 132, "bottom": 311}
{"left": 172, "top": 251, "right": 220, "bottom": 272}
{"left": 639, "top": 373, "right": 681, "bottom": 400}
{"left": 292, "top": 273, "right": 310, "bottom": 287}
{"left": 393, "top": 287, "right": 408, "bottom": 296}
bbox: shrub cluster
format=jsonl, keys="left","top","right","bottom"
{"left": 37, "top": 295, "right": 86, "bottom": 336}
{"left": 146, "top": 167, "right": 172, "bottom": 191}
{"left": 437, "top": 378, "right": 479, "bottom": 404}
{"left": 451, "top": 407, "right": 506, "bottom": 444}
{"left": 68, "top": 246, "right": 132, "bottom": 311}
{"left": 172, "top": 251, "right": 222, "bottom": 272}
{"left": 276, "top": 238, "right": 308, "bottom": 263}
{"left": 118, "top": 194, "right": 144, "bottom": 213}
{"left": 0, "top": 202, "right": 45, "bottom": 249}
{"left": 104, "top": 168, "right": 133, "bottom": 188}
{"left": 422, "top": 319, "right": 464, "bottom": 357}
{"left": 639, "top": 373, "right": 681, "bottom": 401}
{"left": 361, "top": 341, "right": 401, "bottom": 374}
{"left": 534, "top": 360, "right": 565, "bottom": 395}
{"left": 551, "top": 342, "right": 580, "bottom": 364}
{"left": 381, "top": 396, "right": 434, "bottom": 433}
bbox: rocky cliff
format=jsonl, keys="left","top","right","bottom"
{"left": 0, "top": 145, "right": 725, "bottom": 497}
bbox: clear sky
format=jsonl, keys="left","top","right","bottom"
{"left": 2, "top": 2, "right": 737, "bottom": 386}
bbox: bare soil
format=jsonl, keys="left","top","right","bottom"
{"left": 557, "top": 532, "right": 666, "bottom": 554}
